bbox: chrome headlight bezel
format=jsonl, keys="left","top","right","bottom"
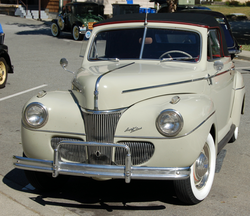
{"left": 156, "top": 109, "right": 184, "bottom": 137}
{"left": 23, "top": 102, "right": 48, "bottom": 128}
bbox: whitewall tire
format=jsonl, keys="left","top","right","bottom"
{"left": 174, "top": 133, "right": 216, "bottom": 204}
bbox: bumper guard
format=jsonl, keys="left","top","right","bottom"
{"left": 13, "top": 140, "right": 190, "bottom": 183}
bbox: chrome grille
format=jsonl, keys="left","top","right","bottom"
{"left": 82, "top": 109, "right": 125, "bottom": 165}
{"left": 115, "top": 141, "right": 155, "bottom": 165}
{"left": 51, "top": 137, "right": 86, "bottom": 163}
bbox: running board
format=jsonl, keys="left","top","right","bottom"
{"left": 217, "top": 124, "right": 235, "bottom": 153}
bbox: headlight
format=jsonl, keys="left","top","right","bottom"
{"left": 156, "top": 109, "right": 183, "bottom": 137}
{"left": 23, "top": 102, "right": 48, "bottom": 128}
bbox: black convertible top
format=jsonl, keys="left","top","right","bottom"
{"left": 95, "top": 13, "right": 221, "bottom": 28}
{"left": 94, "top": 13, "right": 229, "bottom": 57}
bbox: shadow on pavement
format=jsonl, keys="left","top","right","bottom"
{"left": 5, "top": 22, "right": 73, "bottom": 40}
{"left": 3, "top": 148, "right": 229, "bottom": 212}
{"left": 3, "top": 169, "right": 184, "bottom": 213}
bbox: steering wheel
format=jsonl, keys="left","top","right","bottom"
{"left": 159, "top": 50, "right": 192, "bottom": 59}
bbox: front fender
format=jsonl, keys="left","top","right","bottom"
{"left": 114, "top": 94, "right": 216, "bottom": 167}
{"left": 22, "top": 90, "right": 85, "bottom": 133}
{"left": 22, "top": 91, "right": 85, "bottom": 159}
{"left": 116, "top": 94, "right": 215, "bottom": 138}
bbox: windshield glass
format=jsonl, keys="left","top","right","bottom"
{"left": 74, "top": 4, "right": 99, "bottom": 16}
{"left": 88, "top": 28, "right": 201, "bottom": 61}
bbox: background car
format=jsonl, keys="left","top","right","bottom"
{"left": 51, "top": 2, "right": 104, "bottom": 40}
{"left": 0, "top": 24, "right": 13, "bottom": 88}
{"left": 177, "top": 10, "right": 242, "bottom": 59}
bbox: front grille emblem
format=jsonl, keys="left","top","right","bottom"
{"left": 95, "top": 150, "right": 101, "bottom": 158}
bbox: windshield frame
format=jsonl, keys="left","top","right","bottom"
{"left": 86, "top": 25, "right": 202, "bottom": 63}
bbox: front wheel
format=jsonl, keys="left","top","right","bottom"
{"left": 0, "top": 57, "right": 8, "bottom": 88}
{"left": 72, "top": 25, "right": 83, "bottom": 41}
{"left": 174, "top": 133, "right": 216, "bottom": 204}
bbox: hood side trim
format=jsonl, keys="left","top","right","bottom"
{"left": 94, "top": 62, "right": 135, "bottom": 110}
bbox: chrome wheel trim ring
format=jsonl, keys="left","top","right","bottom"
{"left": 193, "top": 143, "right": 210, "bottom": 190}
{"left": 0, "top": 61, "right": 6, "bottom": 85}
{"left": 73, "top": 26, "right": 79, "bottom": 40}
{"left": 51, "top": 23, "right": 58, "bottom": 36}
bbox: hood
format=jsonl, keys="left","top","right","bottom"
{"left": 72, "top": 61, "right": 206, "bottom": 110}
{"left": 77, "top": 14, "right": 102, "bottom": 24}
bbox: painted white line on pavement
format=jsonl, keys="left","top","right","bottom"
{"left": 0, "top": 84, "right": 48, "bottom": 102}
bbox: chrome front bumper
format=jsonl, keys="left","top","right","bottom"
{"left": 13, "top": 140, "right": 190, "bottom": 183}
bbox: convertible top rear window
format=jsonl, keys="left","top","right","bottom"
{"left": 89, "top": 28, "right": 201, "bottom": 62}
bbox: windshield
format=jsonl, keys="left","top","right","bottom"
{"left": 74, "top": 4, "right": 99, "bottom": 16}
{"left": 88, "top": 28, "right": 201, "bottom": 62}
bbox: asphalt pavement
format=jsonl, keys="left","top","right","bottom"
{"left": 0, "top": 17, "right": 250, "bottom": 216}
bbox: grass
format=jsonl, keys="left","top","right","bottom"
{"left": 207, "top": 5, "right": 250, "bottom": 17}
{"left": 241, "top": 44, "right": 250, "bottom": 51}
{"left": 205, "top": 5, "right": 250, "bottom": 50}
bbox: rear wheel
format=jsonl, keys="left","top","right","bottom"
{"left": 51, "top": 22, "right": 60, "bottom": 37}
{"left": 0, "top": 57, "right": 8, "bottom": 88}
{"left": 174, "top": 133, "right": 216, "bottom": 204}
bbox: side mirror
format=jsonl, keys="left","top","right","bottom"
{"left": 213, "top": 60, "right": 224, "bottom": 72}
{"left": 60, "top": 58, "right": 68, "bottom": 68}
{"left": 60, "top": 58, "right": 74, "bottom": 74}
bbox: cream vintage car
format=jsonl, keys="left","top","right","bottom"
{"left": 13, "top": 13, "right": 245, "bottom": 204}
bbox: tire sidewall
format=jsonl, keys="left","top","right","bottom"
{"left": 51, "top": 23, "right": 60, "bottom": 37}
{"left": 0, "top": 57, "right": 8, "bottom": 88}
{"left": 190, "top": 133, "right": 216, "bottom": 201}
{"left": 72, "top": 25, "right": 80, "bottom": 40}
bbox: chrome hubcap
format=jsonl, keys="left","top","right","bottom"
{"left": 193, "top": 143, "right": 210, "bottom": 189}
{"left": 0, "top": 62, "right": 6, "bottom": 83}
{"left": 74, "top": 27, "right": 79, "bottom": 39}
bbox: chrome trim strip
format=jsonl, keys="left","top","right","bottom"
{"left": 82, "top": 107, "right": 127, "bottom": 114}
{"left": 13, "top": 154, "right": 190, "bottom": 182}
{"left": 139, "top": 15, "right": 148, "bottom": 59}
{"left": 122, "top": 77, "right": 205, "bottom": 93}
{"left": 122, "top": 68, "right": 232, "bottom": 94}
{"left": 94, "top": 62, "right": 135, "bottom": 110}
{"left": 235, "top": 86, "right": 245, "bottom": 91}
{"left": 115, "top": 111, "right": 215, "bottom": 139}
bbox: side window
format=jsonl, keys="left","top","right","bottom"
{"left": 66, "top": 5, "right": 72, "bottom": 13}
{"left": 207, "top": 29, "right": 221, "bottom": 60}
{"left": 89, "top": 33, "right": 107, "bottom": 59}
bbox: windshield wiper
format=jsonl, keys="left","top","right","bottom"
{"left": 96, "top": 57, "right": 120, "bottom": 62}
{"left": 160, "top": 56, "right": 195, "bottom": 62}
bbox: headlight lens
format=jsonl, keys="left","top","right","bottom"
{"left": 23, "top": 102, "right": 48, "bottom": 128}
{"left": 156, "top": 109, "right": 183, "bottom": 137}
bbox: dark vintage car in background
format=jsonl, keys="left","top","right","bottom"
{"left": 51, "top": 2, "right": 104, "bottom": 40}
{"left": 0, "top": 24, "right": 13, "bottom": 88}
{"left": 177, "top": 10, "right": 242, "bottom": 59}
{"left": 158, "top": 6, "right": 241, "bottom": 59}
